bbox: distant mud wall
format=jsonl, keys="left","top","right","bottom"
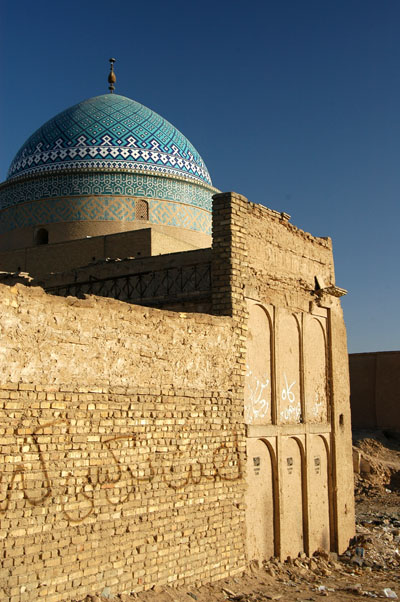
{"left": 349, "top": 351, "right": 400, "bottom": 430}
{"left": 0, "top": 284, "right": 245, "bottom": 602}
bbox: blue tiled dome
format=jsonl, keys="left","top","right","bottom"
{"left": 1, "top": 93, "right": 216, "bottom": 242}
{"left": 7, "top": 94, "right": 212, "bottom": 186}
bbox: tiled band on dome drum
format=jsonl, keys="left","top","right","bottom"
{"left": 0, "top": 171, "right": 214, "bottom": 212}
{"left": 0, "top": 197, "right": 212, "bottom": 235}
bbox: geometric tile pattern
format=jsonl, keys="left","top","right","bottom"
{"left": 0, "top": 196, "right": 212, "bottom": 235}
{"left": 150, "top": 200, "right": 211, "bottom": 234}
{"left": 7, "top": 94, "right": 212, "bottom": 186}
{"left": 0, "top": 171, "right": 215, "bottom": 212}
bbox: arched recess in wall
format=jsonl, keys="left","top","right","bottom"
{"left": 34, "top": 227, "right": 49, "bottom": 245}
{"left": 280, "top": 436, "right": 306, "bottom": 558}
{"left": 135, "top": 199, "right": 149, "bottom": 221}
{"left": 304, "top": 317, "right": 328, "bottom": 423}
{"left": 308, "top": 435, "right": 331, "bottom": 553}
{"left": 245, "top": 438, "right": 279, "bottom": 561}
{"left": 245, "top": 304, "right": 273, "bottom": 425}
{"left": 278, "top": 312, "right": 302, "bottom": 424}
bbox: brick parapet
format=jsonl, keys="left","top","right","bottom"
{"left": 210, "top": 191, "right": 250, "bottom": 564}
{"left": 244, "top": 200, "right": 332, "bottom": 249}
{"left": 211, "top": 192, "right": 249, "bottom": 384}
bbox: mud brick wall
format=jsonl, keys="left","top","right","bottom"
{"left": 211, "top": 192, "right": 355, "bottom": 558}
{"left": 0, "top": 284, "right": 246, "bottom": 602}
{"left": 242, "top": 199, "right": 355, "bottom": 552}
{"left": 349, "top": 351, "right": 400, "bottom": 430}
{"left": 242, "top": 201, "right": 334, "bottom": 311}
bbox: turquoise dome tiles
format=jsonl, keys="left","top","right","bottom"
{"left": 0, "top": 172, "right": 215, "bottom": 212}
{"left": 7, "top": 95, "right": 212, "bottom": 186}
{"left": 1, "top": 93, "right": 216, "bottom": 241}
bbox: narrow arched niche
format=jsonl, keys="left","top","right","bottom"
{"left": 135, "top": 199, "right": 149, "bottom": 221}
{"left": 245, "top": 304, "right": 273, "bottom": 425}
{"left": 34, "top": 228, "right": 49, "bottom": 245}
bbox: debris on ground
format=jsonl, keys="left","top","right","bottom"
{"left": 75, "top": 429, "right": 400, "bottom": 602}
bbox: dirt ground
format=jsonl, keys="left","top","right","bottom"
{"left": 79, "top": 430, "right": 400, "bottom": 602}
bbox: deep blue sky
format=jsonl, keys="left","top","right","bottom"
{"left": 1, "top": 0, "right": 399, "bottom": 353}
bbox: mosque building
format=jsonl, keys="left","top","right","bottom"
{"left": 0, "top": 61, "right": 355, "bottom": 601}
{"left": 0, "top": 59, "right": 216, "bottom": 273}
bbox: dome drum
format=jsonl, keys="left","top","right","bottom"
{"left": 0, "top": 194, "right": 212, "bottom": 252}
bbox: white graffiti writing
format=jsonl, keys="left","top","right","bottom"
{"left": 281, "top": 373, "right": 296, "bottom": 403}
{"left": 280, "top": 373, "right": 301, "bottom": 423}
{"left": 244, "top": 365, "right": 270, "bottom": 424}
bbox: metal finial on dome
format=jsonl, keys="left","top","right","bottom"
{"left": 108, "top": 58, "right": 116, "bottom": 93}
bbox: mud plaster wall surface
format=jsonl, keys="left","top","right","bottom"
{"left": 349, "top": 351, "right": 400, "bottom": 430}
{"left": 244, "top": 204, "right": 334, "bottom": 310}
{"left": 0, "top": 284, "right": 233, "bottom": 389}
{"left": 240, "top": 199, "right": 355, "bottom": 553}
{"left": 243, "top": 204, "right": 337, "bottom": 427}
{"left": 0, "top": 284, "right": 246, "bottom": 602}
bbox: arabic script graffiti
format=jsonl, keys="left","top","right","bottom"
{"left": 280, "top": 373, "right": 301, "bottom": 423}
{"left": 0, "top": 416, "right": 242, "bottom": 524}
{"left": 245, "top": 365, "right": 270, "bottom": 424}
{"left": 310, "top": 390, "right": 327, "bottom": 422}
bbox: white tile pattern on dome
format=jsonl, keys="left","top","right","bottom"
{"left": 7, "top": 95, "right": 212, "bottom": 186}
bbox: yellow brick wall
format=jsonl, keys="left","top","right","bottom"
{"left": 0, "top": 284, "right": 246, "bottom": 602}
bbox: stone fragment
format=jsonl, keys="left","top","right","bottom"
{"left": 383, "top": 589, "right": 398, "bottom": 599}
